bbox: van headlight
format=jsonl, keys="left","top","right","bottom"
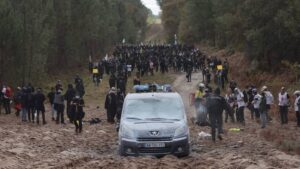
{"left": 174, "top": 125, "right": 189, "bottom": 139}
{"left": 120, "top": 125, "right": 135, "bottom": 139}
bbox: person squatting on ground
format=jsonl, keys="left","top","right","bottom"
{"left": 34, "top": 88, "right": 46, "bottom": 125}
{"left": 294, "top": 91, "right": 300, "bottom": 127}
{"left": 278, "top": 87, "right": 290, "bottom": 124}
{"left": 105, "top": 87, "right": 117, "bottom": 124}
{"left": 206, "top": 88, "right": 232, "bottom": 142}
{"left": 70, "top": 95, "right": 85, "bottom": 133}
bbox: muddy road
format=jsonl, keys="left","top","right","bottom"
{"left": 0, "top": 72, "right": 299, "bottom": 169}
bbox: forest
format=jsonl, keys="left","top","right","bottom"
{"left": 158, "top": 0, "right": 300, "bottom": 69}
{"left": 0, "top": 0, "right": 148, "bottom": 85}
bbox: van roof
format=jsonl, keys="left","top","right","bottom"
{"left": 125, "top": 92, "right": 181, "bottom": 100}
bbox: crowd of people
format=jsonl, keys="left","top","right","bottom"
{"left": 194, "top": 74, "right": 300, "bottom": 141}
{"left": 0, "top": 75, "right": 86, "bottom": 134}
{"left": 0, "top": 43, "right": 299, "bottom": 139}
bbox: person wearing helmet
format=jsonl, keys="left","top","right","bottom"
{"left": 294, "top": 91, "right": 300, "bottom": 127}
{"left": 194, "top": 83, "right": 208, "bottom": 126}
{"left": 195, "top": 83, "right": 205, "bottom": 99}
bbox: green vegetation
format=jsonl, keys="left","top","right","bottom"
{"left": 0, "top": 0, "right": 148, "bottom": 86}
{"left": 158, "top": 0, "right": 300, "bottom": 69}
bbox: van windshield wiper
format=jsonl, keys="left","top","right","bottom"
{"left": 145, "top": 118, "right": 181, "bottom": 121}
{"left": 126, "top": 117, "right": 143, "bottom": 120}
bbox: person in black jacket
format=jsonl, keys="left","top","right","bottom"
{"left": 47, "top": 87, "right": 56, "bottom": 121}
{"left": 70, "top": 95, "right": 85, "bottom": 133}
{"left": 13, "top": 87, "right": 22, "bottom": 117}
{"left": 109, "top": 74, "right": 116, "bottom": 88}
{"left": 64, "top": 84, "right": 76, "bottom": 123}
{"left": 34, "top": 88, "right": 46, "bottom": 125}
{"left": 54, "top": 89, "right": 65, "bottom": 124}
{"left": 105, "top": 87, "right": 117, "bottom": 123}
{"left": 27, "top": 87, "right": 35, "bottom": 123}
{"left": 116, "top": 89, "right": 125, "bottom": 121}
{"left": 206, "top": 88, "right": 232, "bottom": 142}
{"left": 20, "top": 87, "right": 29, "bottom": 122}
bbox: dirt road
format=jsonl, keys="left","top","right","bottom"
{"left": 0, "top": 72, "right": 299, "bottom": 169}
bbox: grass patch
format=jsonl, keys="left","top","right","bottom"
{"left": 40, "top": 70, "right": 176, "bottom": 111}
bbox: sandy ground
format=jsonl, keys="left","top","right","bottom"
{"left": 0, "top": 72, "right": 300, "bottom": 169}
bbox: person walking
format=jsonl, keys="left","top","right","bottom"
{"left": 104, "top": 87, "right": 117, "bottom": 123}
{"left": 278, "top": 87, "right": 290, "bottom": 124}
{"left": 70, "top": 95, "right": 85, "bottom": 133}
{"left": 206, "top": 88, "right": 232, "bottom": 142}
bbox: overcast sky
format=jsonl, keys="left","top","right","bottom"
{"left": 141, "top": 0, "right": 161, "bottom": 16}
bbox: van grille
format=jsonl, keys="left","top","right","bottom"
{"left": 137, "top": 137, "right": 172, "bottom": 142}
{"left": 139, "top": 147, "right": 172, "bottom": 154}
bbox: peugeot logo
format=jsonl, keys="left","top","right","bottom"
{"left": 149, "top": 131, "right": 159, "bottom": 136}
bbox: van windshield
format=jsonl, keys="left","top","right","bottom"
{"left": 124, "top": 97, "right": 184, "bottom": 120}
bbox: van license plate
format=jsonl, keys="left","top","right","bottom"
{"left": 144, "top": 142, "right": 165, "bottom": 148}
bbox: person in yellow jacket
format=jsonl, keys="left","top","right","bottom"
{"left": 194, "top": 83, "right": 208, "bottom": 126}
{"left": 195, "top": 83, "right": 205, "bottom": 99}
